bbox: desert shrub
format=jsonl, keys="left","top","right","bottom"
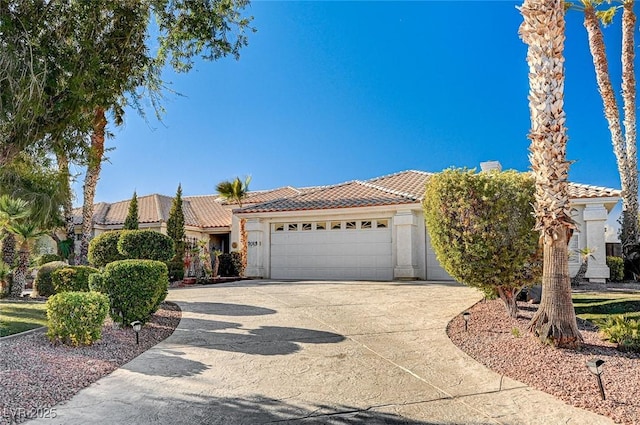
{"left": 36, "top": 253, "right": 62, "bottom": 266}
{"left": 88, "top": 231, "right": 125, "bottom": 267}
{"left": 599, "top": 315, "right": 640, "bottom": 352}
{"left": 52, "top": 265, "right": 100, "bottom": 293}
{"left": 607, "top": 256, "right": 624, "bottom": 282}
{"left": 98, "top": 259, "right": 169, "bottom": 325}
{"left": 219, "top": 252, "right": 244, "bottom": 277}
{"left": 117, "top": 230, "right": 174, "bottom": 262}
{"left": 33, "top": 261, "right": 68, "bottom": 297}
{"left": 423, "top": 169, "right": 541, "bottom": 318}
{"left": 46, "top": 291, "right": 109, "bottom": 346}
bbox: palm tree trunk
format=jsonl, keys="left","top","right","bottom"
{"left": 78, "top": 107, "right": 106, "bottom": 265}
{"left": 622, "top": 1, "right": 639, "bottom": 253}
{"left": 10, "top": 246, "right": 29, "bottom": 298}
{"left": 571, "top": 258, "right": 589, "bottom": 287}
{"left": 520, "top": 0, "right": 582, "bottom": 348}
{"left": 1, "top": 229, "right": 16, "bottom": 266}
{"left": 56, "top": 149, "right": 76, "bottom": 265}
{"left": 583, "top": 5, "right": 636, "bottom": 255}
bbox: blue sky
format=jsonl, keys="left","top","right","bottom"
{"left": 72, "top": 0, "right": 629, "bottom": 218}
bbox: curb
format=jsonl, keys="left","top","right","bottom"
{"left": 0, "top": 326, "right": 47, "bottom": 342}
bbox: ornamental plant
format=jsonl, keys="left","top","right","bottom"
{"left": 117, "top": 230, "right": 174, "bottom": 262}
{"left": 88, "top": 231, "right": 126, "bottom": 267}
{"left": 423, "top": 169, "right": 541, "bottom": 317}
{"left": 52, "top": 265, "right": 100, "bottom": 293}
{"left": 46, "top": 291, "right": 109, "bottom": 346}
{"left": 33, "top": 261, "right": 68, "bottom": 297}
{"left": 95, "top": 259, "right": 169, "bottom": 325}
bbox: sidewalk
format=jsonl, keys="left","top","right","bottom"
{"left": 29, "top": 280, "right": 615, "bottom": 425}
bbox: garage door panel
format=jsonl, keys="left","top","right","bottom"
{"left": 271, "top": 224, "right": 393, "bottom": 281}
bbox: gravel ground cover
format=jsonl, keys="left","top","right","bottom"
{"left": 448, "top": 298, "right": 640, "bottom": 425}
{"left": 0, "top": 302, "right": 181, "bottom": 425}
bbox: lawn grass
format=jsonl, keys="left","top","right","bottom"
{"left": 573, "top": 291, "right": 640, "bottom": 322}
{"left": 0, "top": 300, "right": 47, "bottom": 337}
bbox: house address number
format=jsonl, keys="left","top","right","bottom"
{"left": 248, "top": 241, "right": 261, "bottom": 247}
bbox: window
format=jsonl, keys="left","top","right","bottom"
{"left": 331, "top": 221, "right": 342, "bottom": 230}
{"left": 361, "top": 221, "right": 372, "bottom": 229}
{"left": 376, "top": 219, "right": 388, "bottom": 229}
{"left": 302, "top": 223, "right": 312, "bottom": 231}
{"left": 288, "top": 223, "right": 298, "bottom": 231}
{"left": 274, "top": 224, "right": 284, "bottom": 232}
{"left": 345, "top": 221, "right": 356, "bottom": 229}
{"left": 315, "top": 222, "right": 326, "bottom": 230}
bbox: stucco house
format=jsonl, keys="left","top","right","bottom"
{"left": 75, "top": 165, "right": 621, "bottom": 283}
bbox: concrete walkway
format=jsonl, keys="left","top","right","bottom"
{"left": 31, "top": 280, "right": 614, "bottom": 425}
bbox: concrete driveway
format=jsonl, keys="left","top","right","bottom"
{"left": 31, "top": 280, "right": 614, "bottom": 425}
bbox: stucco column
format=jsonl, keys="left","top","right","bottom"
{"left": 245, "top": 218, "right": 264, "bottom": 278}
{"left": 583, "top": 204, "right": 609, "bottom": 283}
{"left": 394, "top": 210, "right": 419, "bottom": 279}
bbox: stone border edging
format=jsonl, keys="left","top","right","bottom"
{"left": 0, "top": 326, "right": 47, "bottom": 341}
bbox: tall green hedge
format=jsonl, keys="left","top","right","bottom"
{"left": 423, "top": 169, "right": 541, "bottom": 317}
{"left": 117, "top": 230, "right": 174, "bottom": 262}
{"left": 52, "top": 265, "right": 100, "bottom": 293}
{"left": 88, "top": 231, "right": 126, "bottom": 267}
{"left": 95, "top": 259, "right": 169, "bottom": 325}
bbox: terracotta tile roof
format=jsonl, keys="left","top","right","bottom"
{"left": 74, "top": 170, "right": 621, "bottom": 226}
{"left": 567, "top": 182, "right": 621, "bottom": 199}
{"left": 183, "top": 195, "right": 231, "bottom": 228}
{"left": 237, "top": 180, "right": 416, "bottom": 213}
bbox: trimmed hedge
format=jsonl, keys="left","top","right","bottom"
{"left": 52, "top": 265, "right": 100, "bottom": 293}
{"left": 34, "top": 261, "right": 68, "bottom": 297}
{"left": 96, "top": 259, "right": 169, "bottom": 325}
{"left": 607, "top": 256, "right": 624, "bottom": 282}
{"left": 167, "top": 258, "right": 184, "bottom": 282}
{"left": 37, "top": 253, "right": 62, "bottom": 266}
{"left": 88, "top": 231, "right": 126, "bottom": 267}
{"left": 46, "top": 291, "right": 109, "bottom": 346}
{"left": 117, "top": 230, "right": 174, "bottom": 262}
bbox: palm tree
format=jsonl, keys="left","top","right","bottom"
{"left": 7, "top": 222, "right": 44, "bottom": 298}
{"left": 571, "top": 247, "right": 597, "bottom": 286}
{"left": 216, "top": 176, "right": 251, "bottom": 274}
{"left": 519, "top": 0, "right": 583, "bottom": 347}
{"left": 216, "top": 176, "right": 252, "bottom": 207}
{"left": 575, "top": 0, "right": 638, "bottom": 261}
{"left": 0, "top": 195, "right": 30, "bottom": 267}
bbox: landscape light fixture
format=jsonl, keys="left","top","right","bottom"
{"left": 586, "top": 358, "right": 606, "bottom": 401}
{"left": 462, "top": 311, "right": 471, "bottom": 332}
{"left": 131, "top": 321, "right": 142, "bottom": 345}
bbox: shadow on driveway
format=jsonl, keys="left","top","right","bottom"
{"left": 178, "top": 301, "right": 277, "bottom": 316}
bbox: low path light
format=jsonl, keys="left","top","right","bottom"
{"left": 131, "top": 321, "right": 142, "bottom": 345}
{"left": 586, "top": 358, "right": 606, "bottom": 400}
{"left": 462, "top": 311, "right": 471, "bottom": 332}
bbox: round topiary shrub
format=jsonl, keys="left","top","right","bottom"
{"left": 88, "top": 231, "right": 126, "bottom": 268}
{"left": 99, "top": 259, "right": 169, "bottom": 325}
{"left": 607, "top": 256, "right": 625, "bottom": 282}
{"left": 52, "top": 265, "right": 100, "bottom": 293}
{"left": 34, "top": 261, "right": 68, "bottom": 297}
{"left": 46, "top": 291, "right": 109, "bottom": 346}
{"left": 219, "top": 252, "right": 244, "bottom": 277}
{"left": 117, "top": 230, "right": 174, "bottom": 262}
{"left": 37, "top": 253, "right": 62, "bottom": 266}
{"left": 167, "top": 258, "right": 185, "bottom": 282}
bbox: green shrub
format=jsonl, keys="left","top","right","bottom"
{"left": 167, "top": 258, "right": 184, "bottom": 282}
{"left": 599, "top": 315, "right": 640, "bottom": 352}
{"left": 88, "top": 272, "right": 106, "bottom": 293}
{"left": 117, "top": 230, "right": 174, "bottom": 262}
{"left": 607, "top": 256, "right": 624, "bottom": 282}
{"left": 88, "top": 231, "right": 126, "bottom": 267}
{"left": 46, "top": 291, "right": 109, "bottom": 346}
{"left": 219, "top": 252, "right": 244, "bottom": 277}
{"left": 34, "top": 261, "right": 68, "bottom": 297}
{"left": 98, "top": 259, "right": 169, "bottom": 325}
{"left": 52, "top": 265, "right": 100, "bottom": 293}
{"left": 36, "top": 253, "right": 62, "bottom": 266}
{"left": 423, "top": 169, "right": 541, "bottom": 318}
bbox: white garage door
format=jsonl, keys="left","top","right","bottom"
{"left": 270, "top": 219, "right": 393, "bottom": 280}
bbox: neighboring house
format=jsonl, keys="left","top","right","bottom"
{"left": 74, "top": 164, "right": 621, "bottom": 283}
